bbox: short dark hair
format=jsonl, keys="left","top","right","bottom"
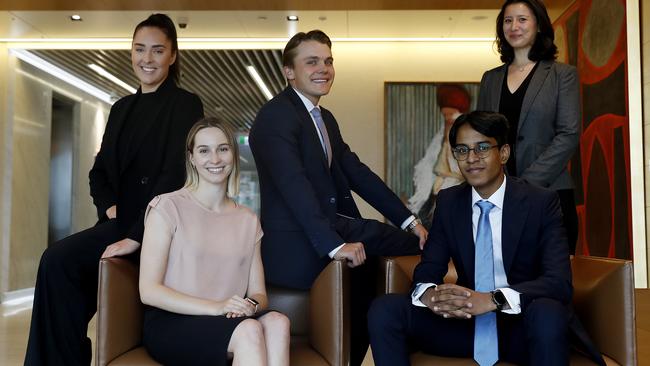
{"left": 282, "top": 30, "right": 332, "bottom": 67}
{"left": 133, "top": 13, "right": 181, "bottom": 84}
{"left": 495, "top": 0, "right": 557, "bottom": 63}
{"left": 449, "top": 111, "right": 510, "bottom": 147}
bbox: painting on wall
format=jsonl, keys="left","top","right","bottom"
{"left": 554, "top": 0, "right": 631, "bottom": 258}
{"left": 384, "top": 82, "right": 479, "bottom": 228}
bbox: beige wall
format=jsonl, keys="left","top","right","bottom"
{"left": 321, "top": 40, "right": 500, "bottom": 220}
{"left": 1, "top": 56, "right": 109, "bottom": 294}
{"left": 0, "top": 44, "right": 9, "bottom": 298}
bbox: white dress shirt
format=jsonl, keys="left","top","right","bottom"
{"left": 292, "top": 88, "right": 416, "bottom": 258}
{"left": 412, "top": 176, "right": 521, "bottom": 314}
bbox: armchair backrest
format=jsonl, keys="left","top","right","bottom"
{"left": 267, "top": 259, "right": 350, "bottom": 366}
{"left": 571, "top": 255, "right": 636, "bottom": 366}
{"left": 96, "top": 258, "right": 144, "bottom": 366}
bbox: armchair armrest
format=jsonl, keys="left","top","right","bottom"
{"left": 571, "top": 255, "right": 636, "bottom": 366}
{"left": 381, "top": 256, "right": 457, "bottom": 295}
{"left": 309, "top": 259, "right": 350, "bottom": 366}
{"left": 96, "top": 258, "right": 143, "bottom": 366}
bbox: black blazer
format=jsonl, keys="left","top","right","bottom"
{"left": 414, "top": 177, "right": 604, "bottom": 364}
{"left": 88, "top": 77, "right": 203, "bottom": 242}
{"left": 249, "top": 87, "right": 412, "bottom": 288}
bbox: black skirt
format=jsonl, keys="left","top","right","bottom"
{"left": 143, "top": 305, "right": 274, "bottom": 366}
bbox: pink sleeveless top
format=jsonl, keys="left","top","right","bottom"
{"left": 145, "top": 188, "right": 263, "bottom": 302}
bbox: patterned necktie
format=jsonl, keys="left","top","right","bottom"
{"left": 474, "top": 200, "right": 498, "bottom": 366}
{"left": 310, "top": 107, "right": 332, "bottom": 166}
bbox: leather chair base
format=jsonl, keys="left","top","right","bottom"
{"left": 107, "top": 347, "right": 159, "bottom": 366}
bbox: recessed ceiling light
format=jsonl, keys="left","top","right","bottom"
{"left": 70, "top": 14, "right": 82, "bottom": 21}
{"left": 471, "top": 15, "right": 488, "bottom": 21}
{"left": 318, "top": 16, "right": 327, "bottom": 21}
{"left": 287, "top": 15, "right": 299, "bottom": 21}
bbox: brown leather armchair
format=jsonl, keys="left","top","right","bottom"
{"left": 96, "top": 257, "right": 350, "bottom": 366}
{"left": 379, "top": 255, "right": 636, "bottom": 366}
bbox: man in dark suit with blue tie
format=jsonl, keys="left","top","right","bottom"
{"left": 368, "top": 111, "right": 604, "bottom": 366}
{"left": 249, "top": 30, "right": 427, "bottom": 366}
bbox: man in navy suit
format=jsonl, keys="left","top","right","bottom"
{"left": 368, "top": 111, "right": 604, "bottom": 365}
{"left": 249, "top": 30, "right": 427, "bottom": 366}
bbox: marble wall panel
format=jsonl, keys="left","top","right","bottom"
{"left": 5, "top": 59, "right": 109, "bottom": 292}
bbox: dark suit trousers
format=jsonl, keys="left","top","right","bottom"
{"left": 557, "top": 189, "right": 578, "bottom": 255}
{"left": 335, "top": 217, "right": 420, "bottom": 366}
{"left": 368, "top": 294, "right": 570, "bottom": 366}
{"left": 24, "top": 220, "right": 127, "bottom": 366}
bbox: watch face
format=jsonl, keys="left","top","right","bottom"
{"left": 494, "top": 290, "right": 506, "bottom": 305}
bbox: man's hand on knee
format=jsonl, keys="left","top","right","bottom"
{"left": 333, "top": 242, "right": 366, "bottom": 267}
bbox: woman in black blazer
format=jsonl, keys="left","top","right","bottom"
{"left": 477, "top": 0, "right": 580, "bottom": 254}
{"left": 25, "top": 14, "right": 204, "bottom": 365}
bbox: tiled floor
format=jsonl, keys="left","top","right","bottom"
{"left": 2, "top": 291, "right": 648, "bottom": 365}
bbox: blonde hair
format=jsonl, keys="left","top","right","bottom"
{"left": 184, "top": 117, "right": 240, "bottom": 197}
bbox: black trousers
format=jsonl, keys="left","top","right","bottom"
{"left": 334, "top": 217, "right": 421, "bottom": 366}
{"left": 556, "top": 189, "right": 578, "bottom": 255}
{"left": 24, "top": 220, "right": 126, "bottom": 366}
{"left": 368, "top": 294, "right": 570, "bottom": 366}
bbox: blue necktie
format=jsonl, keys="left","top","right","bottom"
{"left": 310, "top": 107, "right": 332, "bottom": 166}
{"left": 474, "top": 200, "right": 498, "bottom": 366}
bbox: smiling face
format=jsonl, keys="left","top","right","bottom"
{"left": 502, "top": 2, "right": 538, "bottom": 51}
{"left": 190, "top": 127, "right": 234, "bottom": 187}
{"left": 131, "top": 26, "right": 176, "bottom": 93}
{"left": 455, "top": 123, "right": 510, "bottom": 198}
{"left": 283, "top": 40, "right": 334, "bottom": 105}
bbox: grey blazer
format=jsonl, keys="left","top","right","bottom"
{"left": 477, "top": 60, "right": 580, "bottom": 191}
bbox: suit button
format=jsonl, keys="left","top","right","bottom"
{"left": 517, "top": 136, "right": 524, "bottom": 141}
{"left": 141, "top": 177, "right": 149, "bottom": 185}
{"left": 330, "top": 197, "right": 336, "bottom": 204}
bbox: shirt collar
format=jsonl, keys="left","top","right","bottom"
{"left": 471, "top": 175, "right": 507, "bottom": 210}
{"left": 292, "top": 87, "right": 319, "bottom": 112}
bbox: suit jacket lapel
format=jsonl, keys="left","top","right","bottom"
{"left": 285, "top": 87, "right": 330, "bottom": 170}
{"left": 501, "top": 179, "right": 529, "bottom": 274}
{"left": 490, "top": 65, "right": 507, "bottom": 110}
{"left": 120, "top": 77, "right": 176, "bottom": 174}
{"left": 453, "top": 184, "right": 476, "bottom": 288}
{"left": 518, "top": 60, "right": 552, "bottom": 134}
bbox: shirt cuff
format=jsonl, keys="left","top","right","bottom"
{"left": 411, "top": 283, "right": 436, "bottom": 307}
{"left": 328, "top": 243, "right": 346, "bottom": 258}
{"left": 498, "top": 287, "right": 521, "bottom": 314}
{"left": 401, "top": 215, "right": 416, "bottom": 230}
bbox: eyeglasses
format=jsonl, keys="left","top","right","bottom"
{"left": 452, "top": 142, "right": 500, "bottom": 161}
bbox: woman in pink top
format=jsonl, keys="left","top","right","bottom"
{"left": 139, "top": 117, "right": 290, "bottom": 366}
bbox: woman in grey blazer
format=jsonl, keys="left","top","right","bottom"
{"left": 478, "top": 0, "right": 580, "bottom": 254}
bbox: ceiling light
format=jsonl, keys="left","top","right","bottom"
{"left": 246, "top": 65, "right": 274, "bottom": 101}
{"left": 287, "top": 15, "right": 299, "bottom": 21}
{"left": 10, "top": 49, "right": 112, "bottom": 104}
{"left": 88, "top": 63, "right": 137, "bottom": 94}
{"left": 70, "top": 14, "right": 82, "bottom": 21}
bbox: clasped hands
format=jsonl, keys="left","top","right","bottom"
{"left": 221, "top": 296, "right": 257, "bottom": 318}
{"left": 421, "top": 284, "right": 497, "bottom": 319}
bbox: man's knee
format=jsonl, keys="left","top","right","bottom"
{"left": 524, "top": 298, "right": 568, "bottom": 339}
{"left": 368, "top": 294, "right": 409, "bottom": 333}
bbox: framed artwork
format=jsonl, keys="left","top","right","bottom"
{"left": 384, "top": 82, "right": 479, "bottom": 228}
